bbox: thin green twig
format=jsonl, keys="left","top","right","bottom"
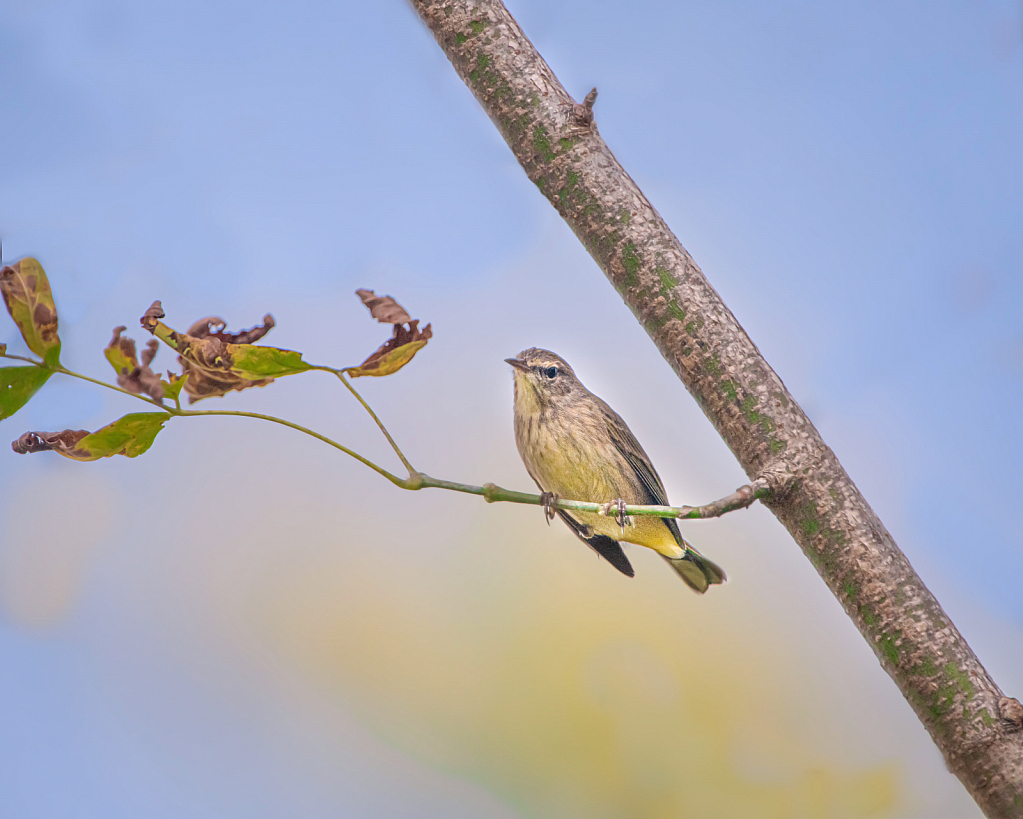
{"left": 2, "top": 353, "right": 164, "bottom": 408}
{"left": 2, "top": 352, "right": 46, "bottom": 366}
{"left": 54, "top": 365, "right": 166, "bottom": 407}
{"left": 416, "top": 474, "right": 770, "bottom": 521}
{"left": 175, "top": 407, "right": 411, "bottom": 488}
{"left": 327, "top": 368, "right": 417, "bottom": 476}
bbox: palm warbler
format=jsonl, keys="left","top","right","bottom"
{"left": 507, "top": 348, "right": 725, "bottom": 593}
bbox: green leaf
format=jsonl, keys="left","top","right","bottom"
{"left": 0, "top": 366, "right": 52, "bottom": 421}
{"left": 75, "top": 412, "right": 170, "bottom": 459}
{"left": 163, "top": 373, "right": 188, "bottom": 403}
{"left": 11, "top": 412, "right": 171, "bottom": 461}
{"left": 0, "top": 258, "right": 61, "bottom": 366}
{"left": 229, "top": 345, "right": 311, "bottom": 378}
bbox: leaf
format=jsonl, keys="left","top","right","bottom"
{"left": 1, "top": 366, "right": 52, "bottom": 421}
{"left": 104, "top": 326, "right": 166, "bottom": 402}
{"left": 184, "top": 313, "right": 277, "bottom": 345}
{"left": 355, "top": 289, "right": 413, "bottom": 325}
{"left": 141, "top": 301, "right": 309, "bottom": 402}
{"left": 0, "top": 343, "right": 6, "bottom": 356}
{"left": 0, "top": 258, "right": 61, "bottom": 366}
{"left": 11, "top": 412, "right": 170, "bottom": 461}
{"left": 104, "top": 330, "right": 135, "bottom": 374}
{"left": 229, "top": 345, "right": 311, "bottom": 378}
{"left": 347, "top": 336, "right": 430, "bottom": 378}
{"left": 163, "top": 372, "right": 189, "bottom": 403}
{"left": 346, "top": 290, "right": 432, "bottom": 378}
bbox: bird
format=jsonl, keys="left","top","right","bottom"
{"left": 506, "top": 347, "right": 725, "bottom": 593}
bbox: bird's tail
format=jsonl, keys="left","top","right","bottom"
{"left": 662, "top": 544, "right": 726, "bottom": 594}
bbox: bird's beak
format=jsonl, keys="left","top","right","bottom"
{"left": 505, "top": 357, "right": 529, "bottom": 372}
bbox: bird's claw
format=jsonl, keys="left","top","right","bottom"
{"left": 540, "top": 491, "right": 559, "bottom": 525}
{"left": 601, "top": 498, "right": 630, "bottom": 533}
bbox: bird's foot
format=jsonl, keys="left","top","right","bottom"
{"left": 540, "top": 491, "right": 559, "bottom": 525}
{"left": 601, "top": 498, "right": 630, "bottom": 533}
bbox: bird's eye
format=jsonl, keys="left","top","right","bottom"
{"left": 545, "top": 366, "right": 558, "bottom": 379}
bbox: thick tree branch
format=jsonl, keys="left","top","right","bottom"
{"left": 407, "top": 1, "right": 1023, "bottom": 815}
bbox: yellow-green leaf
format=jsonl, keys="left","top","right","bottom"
{"left": 0, "top": 258, "right": 61, "bottom": 366}
{"left": 12, "top": 412, "right": 170, "bottom": 461}
{"left": 229, "top": 345, "right": 311, "bottom": 378}
{"left": 1, "top": 366, "right": 52, "bottom": 421}
{"left": 163, "top": 373, "right": 188, "bottom": 403}
{"left": 104, "top": 341, "right": 135, "bottom": 377}
{"left": 346, "top": 339, "right": 428, "bottom": 378}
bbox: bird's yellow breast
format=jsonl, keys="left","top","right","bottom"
{"left": 513, "top": 382, "right": 683, "bottom": 559}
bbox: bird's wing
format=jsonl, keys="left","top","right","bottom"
{"left": 555, "top": 509, "right": 635, "bottom": 578}
{"left": 603, "top": 401, "right": 686, "bottom": 549}
{"left": 525, "top": 475, "right": 635, "bottom": 578}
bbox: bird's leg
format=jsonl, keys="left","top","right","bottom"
{"left": 540, "top": 491, "right": 559, "bottom": 525}
{"left": 601, "top": 498, "right": 630, "bottom": 533}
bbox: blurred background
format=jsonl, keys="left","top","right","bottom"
{"left": 2, "top": 1, "right": 1022, "bottom": 816}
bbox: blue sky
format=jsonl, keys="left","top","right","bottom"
{"left": 2, "top": 1, "right": 1022, "bottom": 817}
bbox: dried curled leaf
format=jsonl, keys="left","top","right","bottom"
{"left": 1, "top": 366, "right": 52, "bottom": 421}
{"left": 0, "top": 343, "right": 6, "bottom": 356}
{"left": 355, "top": 289, "right": 413, "bottom": 325}
{"left": 13, "top": 428, "right": 88, "bottom": 455}
{"left": 12, "top": 412, "right": 170, "bottom": 461}
{"left": 141, "top": 301, "right": 166, "bottom": 333}
{"left": 105, "top": 326, "right": 166, "bottom": 401}
{"left": 141, "top": 301, "right": 309, "bottom": 402}
{"left": 346, "top": 290, "right": 432, "bottom": 378}
{"left": 0, "top": 258, "right": 61, "bottom": 366}
{"left": 185, "top": 314, "right": 276, "bottom": 345}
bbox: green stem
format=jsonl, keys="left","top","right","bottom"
{"left": 2, "top": 353, "right": 164, "bottom": 408}
{"left": 319, "top": 367, "right": 416, "bottom": 476}
{"left": 415, "top": 474, "right": 768, "bottom": 521}
{"left": 175, "top": 407, "right": 411, "bottom": 488}
{"left": 1, "top": 352, "right": 42, "bottom": 366}
{"left": 54, "top": 365, "right": 166, "bottom": 408}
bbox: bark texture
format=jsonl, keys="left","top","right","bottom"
{"left": 407, "top": 1, "right": 1023, "bottom": 815}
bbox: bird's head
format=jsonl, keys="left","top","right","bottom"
{"left": 505, "top": 348, "right": 581, "bottom": 410}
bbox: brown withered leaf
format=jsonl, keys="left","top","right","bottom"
{"left": 178, "top": 334, "right": 274, "bottom": 402}
{"left": 141, "top": 301, "right": 165, "bottom": 332}
{"left": 186, "top": 314, "right": 276, "bottom": 344}
{"left": 141, "top": 301, "right": 308, "bottom": 402}
{"left": 105, "top": 326, "right": 165, "bottom": 402}
{"left": 355, "top": 289, "right": 412, "bottom": 325}
{"left": 13, "top": 428, "right": 89, "bottom": 455}
{"left": 346, "top": 290, "right": 432, "bottom": 378}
